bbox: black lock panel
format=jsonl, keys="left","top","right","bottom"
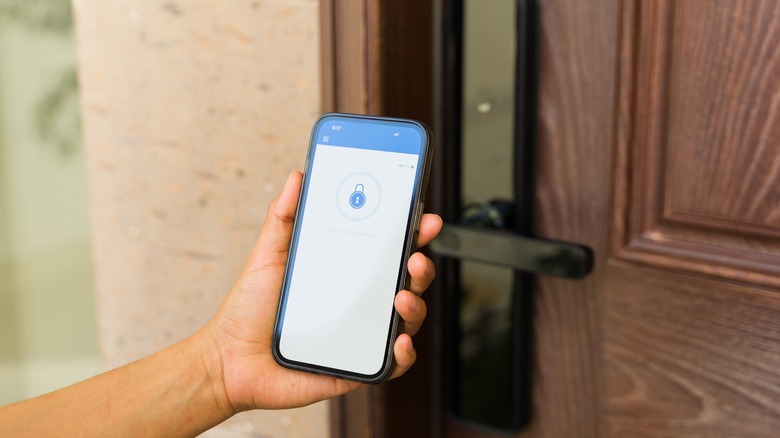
{"left": 432, "top": 0, "right": 591, "bottom": 432}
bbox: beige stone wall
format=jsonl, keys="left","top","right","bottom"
{"left": 72, "top": 0, "right": 327, "bottom": 436}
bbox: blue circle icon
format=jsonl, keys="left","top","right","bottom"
{"left": 349, "top": 184, "right": 366, "bottom": 209}
{"left": 336, "top": 173, "right": 380, "bottom": 220}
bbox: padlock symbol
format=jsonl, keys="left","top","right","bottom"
{"left": 349, "top": 183, "right": 366, "bottom": 209}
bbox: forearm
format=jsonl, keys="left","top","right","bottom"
{"left": 0, "top": 330, "right": 234, "bottom": 437}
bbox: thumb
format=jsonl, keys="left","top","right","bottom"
{"left": 245, "top": 171, "right": 303, "bottom": 271}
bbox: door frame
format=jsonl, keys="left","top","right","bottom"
{"left": 320, "top": 1, "right": 440, "bottom": 436}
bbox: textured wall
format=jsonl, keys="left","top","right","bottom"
{"left": 72, "top": 0, "right": 327, "bottom": 436}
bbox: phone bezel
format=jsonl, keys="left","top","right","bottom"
{"left": 271, "top": 112, "right": 433, "bottom": 384}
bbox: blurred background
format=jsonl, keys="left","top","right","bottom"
{"left": 0, "top": 0, "right": 325, "bottom": 435}
{"left": 0, "top": 0, "right": 100, "bottom": 405}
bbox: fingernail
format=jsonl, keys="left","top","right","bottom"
{"left": 284, "top": 171, "right": 294, "bottom": 188}
{"left": 407, "top": 342, "right": 416, "bottom": 357}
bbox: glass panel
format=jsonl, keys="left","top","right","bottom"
{"left": 454, "top": 0, "right": 520, "bottom": 430}
{"left": 456, "top": 261, "right": 515, "bottom": 428}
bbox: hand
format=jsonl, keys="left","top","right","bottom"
{"left": 203, "top": 171, "right": 442, "bottom": 412}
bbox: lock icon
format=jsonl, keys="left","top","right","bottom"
{"left": 349, "top": 183, "right": 366, "bottom": 209}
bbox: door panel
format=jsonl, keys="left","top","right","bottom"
{"left": 614, "top": 0, "right": 780, "bottom": 288}
{"left": 605, "top": 264, "right": 780, "bottom": 435}
{"left": 605, "top": 0, "right": 780, "bottom": 435}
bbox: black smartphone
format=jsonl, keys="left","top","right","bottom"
{"left": 272, "top": 113, "right": 433, "bottom": 383}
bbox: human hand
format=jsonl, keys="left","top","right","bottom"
{"left": 202, "top": 171, "right": 442, "bottom": 412}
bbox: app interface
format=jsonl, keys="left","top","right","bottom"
{"left": 279, "top": 117, "right": 425, "bottom": 376}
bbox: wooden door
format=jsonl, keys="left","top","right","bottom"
{"left": 601, "top": 1, "right": 780, "bottom": 435}
{"left": 465, "top": 0, "right": 780, "bottom": 436}
{"left": 442, "top": 0, "right": 780, "bottom": 436}
{"left": 326, "top": 0, "right": 780, "bottom": 436}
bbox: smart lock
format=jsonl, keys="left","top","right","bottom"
{"left": 431, "top": 0, "right": 592, "bottom": 431}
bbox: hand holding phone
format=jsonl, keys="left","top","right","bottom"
{"left": 272, "top": 113, "right": 434, "bottom": 383}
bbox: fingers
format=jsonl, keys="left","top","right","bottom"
{"left": 415, "top": 214, "right": 443, "bottom": 248}
{"left": 407, "top": 252, "right": 435, "bottom": 296}
{"left": 389, "top": 333, "right": 416, "bottom": 379}
{"left": 395, "top": 289, "right": 427, "bottom": 336}
{"left": 395, "top": 247, "right": 436, "bottom": 336}
{"left": 390, "top": 215, "right": 440, "bottom": 380}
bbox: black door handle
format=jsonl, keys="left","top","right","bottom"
{"left": 430, "top": 224, "right": 593, "bottom": 279}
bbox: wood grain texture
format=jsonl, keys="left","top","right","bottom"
{"left": 614, "top": 0, "right": 780, "bottom": 288}
{"left": 523, "top": 0, "right": 618, "bottom": 436}
{"left": 666, "top": 2, "right": 780, "bottom": 229}
{"left": 322, "top": 0, "right": 385, "bottom": 116}
{"left": 604, "top": 261, "right": 780, "bottom": 437}
{"left": 606, "top": 1, "right": 780, "bottom": 436}
{"left": 320, "top": 0, "right": 336, "bottom": 112}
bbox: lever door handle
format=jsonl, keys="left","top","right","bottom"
{"left": 430, "top": 223, "right": 593, "bottom": 279}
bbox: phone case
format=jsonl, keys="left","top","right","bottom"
{"left": 271, "top": 113, "right": 433, "bottom": 383}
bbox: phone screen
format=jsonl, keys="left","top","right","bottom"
{"left": 274, "top": 114, "right": 430, "bottom": 381}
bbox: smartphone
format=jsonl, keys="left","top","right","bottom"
{"left": 272, "top": 113, "right": 433, "bottom": 383}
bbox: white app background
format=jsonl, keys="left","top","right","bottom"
{"left": 279, "top": 144, "right": 420, "bottom": 375}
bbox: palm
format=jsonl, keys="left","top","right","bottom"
{"left": 206, "top": 171, "right": 440, "bottom": 412}
{"left": 212, "top": 259, "right": 360, "bottom": 411}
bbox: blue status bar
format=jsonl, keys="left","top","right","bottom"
{"left": 312, "top": 115, "right": 425, "bottom": 156}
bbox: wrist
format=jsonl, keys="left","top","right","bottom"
{"left": 193, "top": 326, "right": 236, "bottom": 421}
